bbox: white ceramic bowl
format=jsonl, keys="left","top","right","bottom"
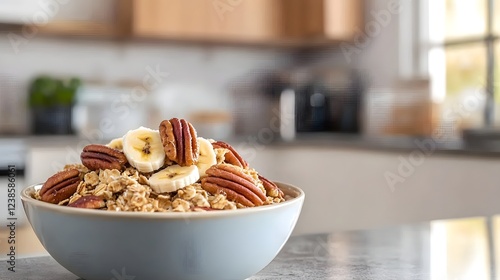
{"left": 21, "top": 182, "right": 304, "bottom": 280}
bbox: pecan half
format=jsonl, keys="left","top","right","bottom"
{"left": 40, "top": 169, "right": 81, "bottom": 204}
{"left": 201, "top": 164, "right": 265, "bottom": 207}
{"left": 259, "top": 175, "right": 284, "bottom": 199}
{"left": 159, "top": 118, "right": 198, "bottom": 166}
{"left": 211, "top": 141, "right": 248, "bottom": 169}
{"left": 68, "top": 195, "right": 106, "bottom": 209}
{"left": 81, "top": 144, "right": 127, "bottom": 171}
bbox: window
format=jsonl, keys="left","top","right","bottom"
{"left": 406, "top": 0, "right": 498, "bottom": 138}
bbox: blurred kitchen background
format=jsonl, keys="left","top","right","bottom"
{"left": 2, "top": 0, "right": 500, "bottom": 263}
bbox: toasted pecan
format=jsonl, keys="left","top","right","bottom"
{"left": 40, "top": 169, "right": 81, "bottom": 204}
{"left": 160, "top": 119, "right": 177, "bottom": 161}
{"left": 159, "top": 118, "right": 198, "bottom": 166}
{"left": 81, "top": 144, "right": 127, "bottom": 171}
{"left": 211, "top": 141, "right": 248, "bottom": 168}
{"left": 202, "top": 182, "right": 254, "bottom": 207}
{"left": 259, "top": 175, "right": 284, "bottom": 199}
{"left": 201, "top": 164, "right": 265, "bottom": 207}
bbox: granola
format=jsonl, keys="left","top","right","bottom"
{"left": 34, "top": 118, "right": 286, "bottom": 212}
{"left": 39, "top": 164, "right": 254, "bottom": 212}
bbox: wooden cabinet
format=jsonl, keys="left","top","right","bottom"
{"left": 323, "top": 0, "right": 364, "bottom": 40}
{"left": 132, "top": 0, "right": 363, "bottom": 45}
{"left": 205, "top": 0, "right": 284, "bottom": 42}
{"left": 132, "top": 0, "right": 285, "bottom": 42}
{"left": 33, "top": 0, "right": 132, "bottom": 37}
{"left": 26, "top": 0, "right": 362, "bottom": 46}
{"left": 132, "top": 0, "right": 208, "bottom": 39}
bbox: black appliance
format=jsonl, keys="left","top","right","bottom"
{"left": 295, "top": 69, "right": 363, "bottom": 133}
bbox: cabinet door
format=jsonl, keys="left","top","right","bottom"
{"left": 132, "top": 0, "right": 363, "bottom": 43}
{"left": 133, "top": 0, "right": 285, "bottom": 42}
{"left": 133, "top": 0, "right": 209, "bottom": 39}
{"left": 205, "top": 0, "right": 284, "bottom": 42}
{"left": 323, "top": 0, "right": 363, "bottom": 40}
{"left": 33, "top": 0, "right": 131, "bottom": 36}
{"left": 282, "top": 0, "right": 363, "bottom": 41}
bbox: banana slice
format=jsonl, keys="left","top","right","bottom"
{"left": 149, "top": 165, "right": 200, "bottom": 193}
{"left": 106, "top": 137, "right": 123, "bottom": 150}
{"left": 196, "top": 137, "right": 217, "bottom": 177}
{"left": 122, "top": 127, "right": 165, "bottom": 173}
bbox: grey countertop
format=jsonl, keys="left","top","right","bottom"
{"left": 3, "top": 218, "right": 496, "bottom": 279}
{"left": 271, "top": 133, "right": 500, "bottom": 157}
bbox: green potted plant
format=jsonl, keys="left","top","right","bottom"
{"left": 28, "top": 76, "right": 81, "bottom": 135}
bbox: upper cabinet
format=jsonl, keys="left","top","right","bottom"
{"left": 19, "top": 0, "right": 132, "bottom": 37}
{"left": 132, "top": 0, "right": 363, "bottom": 45}
{"left": 15, "top": 0, "right": 363, "bottom": 46}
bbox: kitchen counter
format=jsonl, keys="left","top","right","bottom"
{"left": 3, "top": 216, "right": 498, "bottom": 279}
{"left": 269, "top": 133, "right": 500, "bottom": 157}
{"left": 4, "top": 132, "right": 500, "bottom": 157}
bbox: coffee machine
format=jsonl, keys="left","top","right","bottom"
{"left": 287, "top": 68, "right": 363, "bottom": 134}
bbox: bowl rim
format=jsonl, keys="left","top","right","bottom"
{"left": 21, "top": 181, "right": 304, "bottom": 220}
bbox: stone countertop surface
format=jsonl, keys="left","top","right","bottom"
{"left": 0, "top": 217, "right": 500, "bottom": 280}
{"left": 3, "top": 218, "right": 495, "bottom": 280}
{"left": 269, "top": 133, "right": 500, "bottom": 157}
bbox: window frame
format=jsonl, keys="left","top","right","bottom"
{"left": 403, "top": 0, "right": 497, "bottom": 126}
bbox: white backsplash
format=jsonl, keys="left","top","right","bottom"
{"left": 0, "top": 36, "right": 293, "bottom": 134}
{"left": 0, "top": 73, "right": 27, "bottom": 134}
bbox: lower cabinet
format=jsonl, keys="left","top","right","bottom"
{"left": 248, "top": 146, "right": 500, "bottom": 234}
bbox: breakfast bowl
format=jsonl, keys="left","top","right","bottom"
{"left": 21, "top": 182, "right": 304, "bottom": 280}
